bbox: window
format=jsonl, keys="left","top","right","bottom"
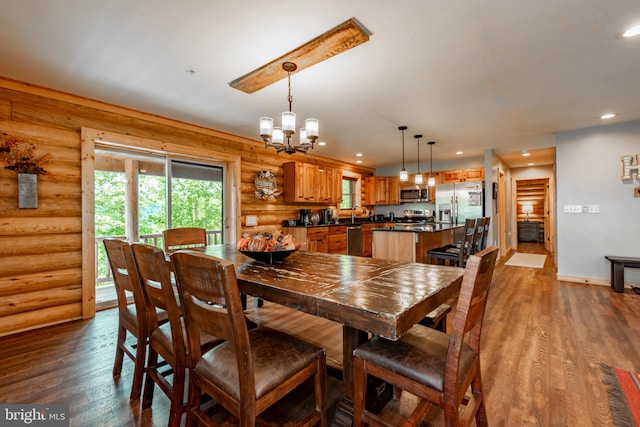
{"left": 340, "top": 177, "right": 357, "bottom": 209}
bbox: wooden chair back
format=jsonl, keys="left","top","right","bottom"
{"left": 470, "top": 217, "right": 486, "bottom": 255}
{"left": 446, "top": 245, "right": 499, "bottom": 395}
{"left": 163, "top": 227, "right": 207, "bottom": 255}
{"left": 103, "top": 238, "right": 148, "bottom": 400}
{"left": 477, "top": 217, "right": 491, "bottom": 251}
{"left": 458, "top": 222, "right": 477, "bottom": 266}
{"left": 170, "top": 251, "right": 253, "bottom": 398}
{"left": 131, "top": 242, "right": 186, "bottom": 427}
{"left": 132, "top": 243, "right": 182, "bottom": 335}
{"left": 104, "top": 238, "right": 147, "bottom": 326}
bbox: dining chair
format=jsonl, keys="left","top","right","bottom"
{"left": 104, "top": 238, "right": 152, "bottom": 401}
{"left": 163, "top": 227, "right": 207, "bottom": 255}
{"left": 478, "top": 217, "right": 491, "bottom": 251}
{"left": 131, "top": 243, "right": 222, "bottom": 427}
{"left": 170, "top": 250, "right": 327, "bottom": 426}
{"left": 427, "top": 218, "right": 477, "bottom": 267}
{"left": 352, "top": 245, "right": 499, "bottom": 427}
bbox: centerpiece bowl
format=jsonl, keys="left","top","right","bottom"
{"left": 238, "top": 249, "right": 297, "bottom": 264}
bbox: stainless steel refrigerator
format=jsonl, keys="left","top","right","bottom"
{"left": 435, "top": 181, "right": 484, "bottom": 224}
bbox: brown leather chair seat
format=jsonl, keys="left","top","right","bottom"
{"left": 194, "top": 326, "right": 325, "bottom": 401}
{"left": 354, "top": 324, "right": 477, "bottom": 392}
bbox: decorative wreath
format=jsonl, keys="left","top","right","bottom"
{"left": 254, "top": 170, "right": 280, "bottom": 201}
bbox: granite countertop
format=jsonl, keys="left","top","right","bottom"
{"left": 371, "top": 223, "right": 464, "bottom": 233}
{"left": 282, "top": 219, "right": 393, "bottom": 228}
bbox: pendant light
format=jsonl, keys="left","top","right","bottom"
{"left": 427, "top": 141, "right": 436, "bottom": 186}
{"left": 414, "top": 134, "right": 423, "bottom": 185}
{"left": 399, "top": 126, "right": 408, "bottom": 182}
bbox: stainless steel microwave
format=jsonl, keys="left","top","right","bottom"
{"left": 400, "top": 187, "right": 429, "bottom": 202}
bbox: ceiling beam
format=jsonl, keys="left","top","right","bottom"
{"left": 228, "top": 18, "right": 371, "bottom": 94}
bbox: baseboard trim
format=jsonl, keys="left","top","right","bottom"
{"left": 556, "top": 274, "right": 640, "bottom": 288}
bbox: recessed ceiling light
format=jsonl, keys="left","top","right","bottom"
{"left": 356, "top": 160, "right": 362, "bottom": 164}
{"left": 623, "top": 24, "right": 640, "bottom": 38}
{"left": 600, "top": 113, "right": 616, "bottom": 120}
{"left": 522, "top": 151, "right": 530, "bottom": 157}
{"left": 356, "top": 153, "right": 363, "bottom": 157}
{"left": 455, "top": 151, "right": 463, "bottom": 155}
{"left": 528, "top": 163, "right": 535, "bottom": 166}
{"left": 318, "top": 141, "right": 326, "bottom": 146}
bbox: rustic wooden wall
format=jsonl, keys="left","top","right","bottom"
{"left": 0, "top": 77, "right": 374, "bottom": 336}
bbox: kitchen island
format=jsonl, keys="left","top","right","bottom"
{"left": 372, "top": 223, "right": 464, "bottom": 263}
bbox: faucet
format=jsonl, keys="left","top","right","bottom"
{"left": 351, "top": 206, "right": 360, "bottom": 224}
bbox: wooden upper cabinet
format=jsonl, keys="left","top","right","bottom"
{"left": 388, "top": 176, "right": 401, "bottom": 205}
{"left": 363, "top": 176, "right": 401, "bottom": 205}
{"left": 440, "top": 169, "right": 463, "bottom": 184}
{"left": 363, "top": 176, "right": 376, "bottom": 205}
{"left": 462, "top": 167, "right": 484, "bottom": 181}
{"left": 440, "top": 168, "right": 484, "bottom": 183}
{"left": 374, "top": 177, "right": 390, "bottom": 204}
{"left": 283, "top": 161, "right": 342, "bottom": 204}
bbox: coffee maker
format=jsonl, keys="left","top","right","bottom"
{"left": 299, "top": 209, "right": 311, "bottom": 225}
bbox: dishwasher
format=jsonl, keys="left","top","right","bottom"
{"left": 346, "top": 225, "right": 363, "bottom": 256}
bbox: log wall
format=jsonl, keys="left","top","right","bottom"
{"left": 0, "top": 77, "right": 374, "bottom": 336}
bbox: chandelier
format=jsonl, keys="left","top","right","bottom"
{"left": 259, "top": 62, "right": 318, "bottom": 155}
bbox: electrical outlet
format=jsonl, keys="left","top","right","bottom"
{"left": 563, "top": 205, "right": 583, "bottom": 213}
{"left": 587, "top": 204, "right": 600, "bottom": 213}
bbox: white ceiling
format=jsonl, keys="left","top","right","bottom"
{"left": 1, "top": 1, "right": 639, "bottom": 169}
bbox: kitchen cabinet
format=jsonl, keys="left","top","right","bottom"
{"left": 283, "top": 162, "right": 342, "bottom": 204}
{"left": 388, "top": 176, "right": 401, "bottom": 204}
{"left": 317, "top": 167, "right": 342, "bottom": 204}
{"left": 439, "top": 168, "right": 484, "bottom": 184}
{"left": 284, "top": 226, "right": 329, "bottom": 252}
{"left": 328, "top": 225, "right": 347, "bottom": 254}
{"left": 361, "top": 222, "right": 393, "bottom": 257}
{"left": 363, "top": 176, "right": 401, "bottom": 205}
{"left": 371, "top": 226, "right": 460, "bottom": 263}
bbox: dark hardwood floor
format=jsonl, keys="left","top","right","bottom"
{"left": 1, "top": 243, "right": 638, "bottom": 426}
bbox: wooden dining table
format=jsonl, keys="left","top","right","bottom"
{"left": 203, "top": 244, "right": 464, "bottom": 422}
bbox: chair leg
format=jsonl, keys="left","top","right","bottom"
{"left": 112, "top": 323, "right": 126, "bottom": 378}
{"left": 168, "top": 364, "right": 185, "bottom": 427}
{"left": 352, "top": 357, "right": 367, "bottom": 427}
{"left": 142, "top": 349, "right": 159, "bottom": 409}
{"left": 472, "top": 371, "right": 488, "bottom": 427}
{"left": 130, "top": 334, "right": 147, "bottom": 401}
{"left": 185, "top": 373, "right": 201, "bottom": 427}
{"left": 315, "top": 357, "right": 327, "bottom": 427}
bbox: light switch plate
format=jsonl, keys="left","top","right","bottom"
{"left": 587, "top": 204, "right": 600, "bottom": 213}
{"left": 246, "top": 215, "right": 257, "bottom": 226}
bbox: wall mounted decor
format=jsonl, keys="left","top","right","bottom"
{"left": 254, "top": 170, "right": 280, "bottom": 201}
{"left": 0, "top": 132, "right": 51, "bottom": 209}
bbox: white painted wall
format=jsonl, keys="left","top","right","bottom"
{"left": 556, "top": 119, "right": 640, "bottom": 285}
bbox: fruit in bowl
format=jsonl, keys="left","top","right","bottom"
{"left": 237, "top": 231, "right": 301, "bottom": 263}
{"left": 237, "top": 231, "right": 301, "bottom": 252}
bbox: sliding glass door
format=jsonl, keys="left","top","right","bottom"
{"left": 94, "top": 147, "right": 224, "bottom": 307}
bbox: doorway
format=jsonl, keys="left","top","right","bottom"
{"left": 514, "top": 178, "right": 554, "bottom": 253}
